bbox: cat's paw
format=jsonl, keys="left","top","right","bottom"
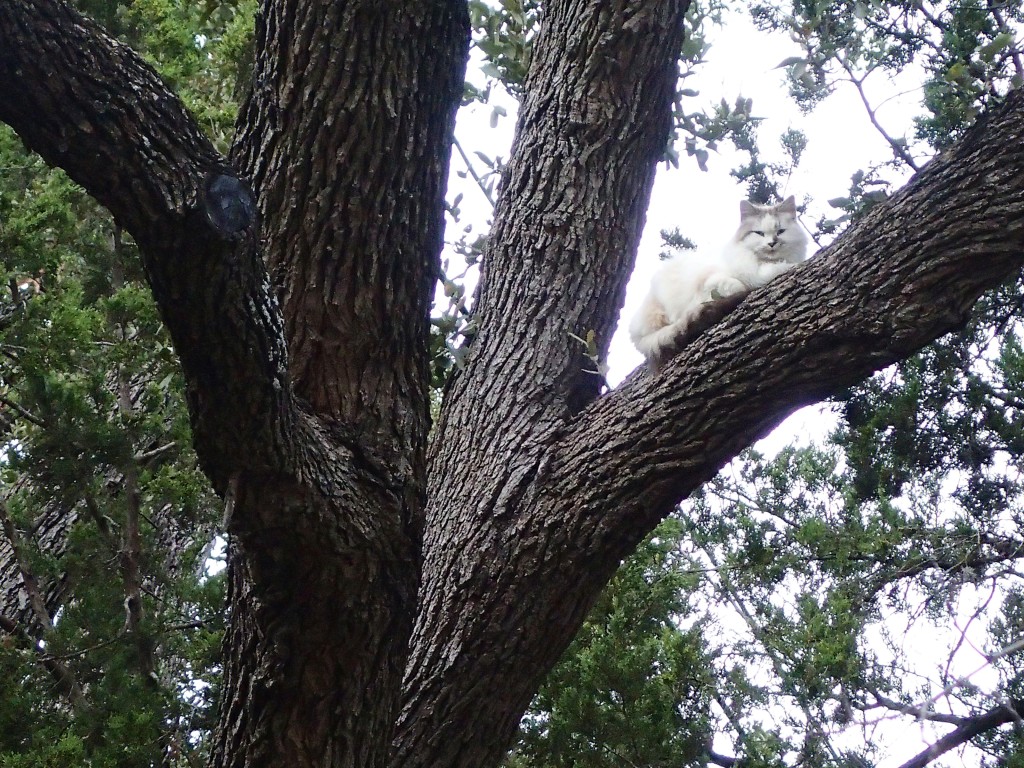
{"left": 704, "top": 274, "right": 746, "bottom": 301}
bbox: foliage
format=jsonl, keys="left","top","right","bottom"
{"left": 0, "top": 119, "right": 225, "bottom": 767}
{"left": 672, "top": 272, "right": 1024, "bottom": 764}
{"left": 509, "top": 520, "right": 712, "bottom": 768}
{"left": 0, "top": 0, "right": 250, "bottom": 763}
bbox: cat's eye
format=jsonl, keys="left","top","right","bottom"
{"left": 777, "top": 228, "right": 786, "bottom": 234}
{"left": 753, "top": 230, "right": 764, "bottom": 236}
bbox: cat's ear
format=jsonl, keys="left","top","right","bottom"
{"left": 739, "top": 200, "right": 758, "bottom": 219}
{"left": 778, "top": 195, "right": 797, "bottom": 215}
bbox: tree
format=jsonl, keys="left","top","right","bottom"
{"left": 2, "top": 1, "right": 1024, "bottom": 767}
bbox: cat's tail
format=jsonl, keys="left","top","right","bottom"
{"left": 629, "top": 294, "right": 684, "bottom": 362}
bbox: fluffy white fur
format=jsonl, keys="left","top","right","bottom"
{"left": 629, "top": 196, "right": 808, "bottom": 361}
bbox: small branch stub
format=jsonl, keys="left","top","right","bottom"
{"left": 204, "top": 173, "right": 256, "bottom": 236}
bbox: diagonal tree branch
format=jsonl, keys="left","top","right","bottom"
{"left": 404, "top": 45, "right": 1024, "bottom": 766}
{"left": 549, "top": 85, "right": 1024, "bottom": 580}
{"left": 897, "top": 697, "right": 1024, "bottom": 768}
{"left": 0, "top": 0, "right": 292, "bottom": 490}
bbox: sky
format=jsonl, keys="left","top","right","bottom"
{"left": 445, "top": 7, "right": 1007, "bottom": 767}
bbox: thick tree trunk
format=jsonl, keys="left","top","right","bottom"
{"left": 0, "top": 1, "right": 467, "bottom": 765}
{"left": 211, "top": 2, "right": 467, "bottom": 765}
{"left": 4, "top": 1, "right": 1024, "bottom": 767}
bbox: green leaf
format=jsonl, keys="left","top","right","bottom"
{"left": 943, "top": 61, "right": 968, "bottom": 84}
{"left": 979, "top": 32, "right": 1014, "bottom": 63}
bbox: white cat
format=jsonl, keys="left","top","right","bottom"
{"left": 629, "top": 196, "right": 808, "bottom": 363}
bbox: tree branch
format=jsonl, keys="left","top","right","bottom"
{"left": 453, "top": 135, "right": 498, "bottom": 208}
{"left": 407, "top": 75, "right": 1024, "bottom": 767}
{"left": 116, "top": 372, "right": 157, "bottom": 686}
{"left": 400, "top": 1, "right": 691, "bottom": 763}
{"left": 551, "top": 85, "right": 1024, "bottom": 577}
{"left": 839, "top": 60, "right": 920, "bottom": 171}
{"left": 860, "top": 688, "right": 967, "bottom": 726}
{"left": 0, "top": 395, "right": 45, "bottom": 428}
{"left": 986, "top": 1, "right": 1024, "bottom": 81}
{"left": 0, "top": 0, "right": 293, "bottom": 490}
{"left": 0, "top": 500, "right": 54, "bottom": 634}
{"left": 2, "top": 9, "right": 440, "bottom": 762}
{"left": 707, "top": 749, "right": 738, "bottom": 767}
{"left": 0, "top": 503, "right": 89, "bottom": 712}
{"left": 897, "top": 698, "right": 1024, "bottom": 768}
{"left": 0, "top": 615, "right": 89, "bottom": 712}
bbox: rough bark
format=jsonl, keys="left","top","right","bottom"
{"left": 0, "top": 0, "right": 290, "bottom": 488}
{"left": 0, "top": 1, "right": 466, "bottom": 765}
{"left": 232, "top": 0, "right": 466, "bottom": 471}
{"left": 395, "top": 1, "right": 691, "bottom": 764}
{"left": 399, "top": 23, "right": 1024, "bottom": 768}
{"left": 3, "top": 0, "right": 1024, "bottom": 767}
{"left": 211, "top": 3, "right": 468, "bottom": 766}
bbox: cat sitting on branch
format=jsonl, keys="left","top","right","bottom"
{"left": 629, "top": 196, "right": 808, "bottom": 368}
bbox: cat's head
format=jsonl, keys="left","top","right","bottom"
{"left": 733, "top": 196, "right": 807, "bottom": 263}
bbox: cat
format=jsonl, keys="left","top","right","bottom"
{"left": 629, "top": 195, "right": 808, "bottom": 364}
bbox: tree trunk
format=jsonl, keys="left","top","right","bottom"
{"left": 0, "top": 1, "right": 467, "bottom": 765}
{"left": 3, "top": 1, "right": 1024, "bottom": 767}
{"left": 394, "top": 1, "right": 691, "bottom": 764}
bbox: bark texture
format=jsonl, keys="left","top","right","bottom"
{"left": 395, "top": 1, "right": 692, "bottom": 764}
{"left": 3, "top": 0, "right": 1024, "bottom": 767}
{"left": 0, "top": 1, "right": 466, "bottom": 765}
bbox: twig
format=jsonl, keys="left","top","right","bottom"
{"left": 839, "top": 61, "right": 919, "bottom": 171}
{"left": 134, "top": 441, "right": 178, "bottom": 464}
{"left": 112, "top": 235, "right": 157, "bottom": 686}
{"left": 987, "top": 1, "right": 1024, "bottom": 81}
{"left": 453, "top": 135, "right": 497, "bottom": 207}
{"left": 0, "top": 607, "right": 88, "bottom": 711}
{"left": 911, "top": 635, "right": 1024, "bottom": 719}
{"left": 0, "top": 394, "right": 45, "bottom": 427}
{"left": 942, "top": 580, "right": 998, "bottom": 688}
{"left": 42, "top": 633, "right": 123, "bottom": 662}
{"left": 914, "top": 1, "right": 949, "bottom": 34}
{"left": 861, "top": 687, "right": 966, "bottom": 726}
{"left": 700, "top": 543, "right": 844, "bottom": 764}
